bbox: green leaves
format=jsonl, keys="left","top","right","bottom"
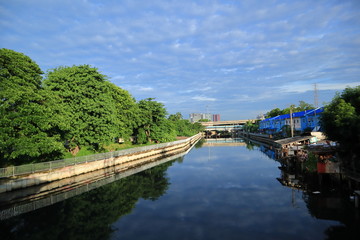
{"left": 0, "top": 49, "right": 65, "bottom": 165}
{"left": 44, "top": 65, "right": 119, "bottom": 150}
{"left": 320, "top": 86, "right": 360, "bottom": 171}
{"left": 168, "top": 115, "right": 204, "bottom": 137}
{"left": 266, "top": 101, "right": 315, "bottom": 118}
{"left": 321, "top": 87, "right": 360, "bottom": 143}
{"left": 136, "top": 98, "right": 169, "bottom": 143}
{"left": 106, "top": 82, "right": 139, "bottom": 141}
{"left": 1, "top": 49, "right": 201, "bottom": 165}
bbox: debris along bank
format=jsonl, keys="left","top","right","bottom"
{"left": 240, "top": 132, "right": 340, "bottom": 173}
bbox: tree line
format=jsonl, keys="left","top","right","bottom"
{"left": 0, "top": 48, "right": 204, "bottom": 166}
{"left": 265, "top": 100, "right": 315, "bottom": 118}
{"left": 320, "top": 86, "right": 360, "bottom": 171}
{"left": 243, "top": 101, "right": 315, "bottom": 133}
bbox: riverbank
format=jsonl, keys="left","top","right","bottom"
{"left": 239, "top": 131, "right": 341, "bottom": 171}
{"left": 0, "top": 133, "right": 203, "bottom": 193}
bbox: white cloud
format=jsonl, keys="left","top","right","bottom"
{"left": 122, "top": 84, "right": 154, "bottom": 92}
{"left": 112, "top": 75, "right": 125, "bottom": 80}
{"left": 192, "top": 96, "right": 217, "bottom": 102}
{"left": 278, "top": 82, "right": 360, "bottom": 93}
{"left": 1, "top": 0, "right": 360, "bottom": 120}
{"left": 220, "top": 68, "right": 238, "bottom": 74}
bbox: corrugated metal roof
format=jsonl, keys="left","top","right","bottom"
{"left": 275, "top": 136, "right": 313, "bottom": 146}
{"left": 261, "top": 107, "right": 324, "bottom": 123}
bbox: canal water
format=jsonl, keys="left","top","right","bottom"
{"left": 1, "top": 139, "right": 359, "bottom": 240}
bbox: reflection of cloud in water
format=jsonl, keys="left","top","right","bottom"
{"left": 179, "top": 165, "right": 215, "bottom": 172}
{"left": 114, "top": 141, "right": 337, "bottom": 240}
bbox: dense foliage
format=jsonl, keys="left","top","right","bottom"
{"left": 321, "top": 86, "right": 360, "bottom": 144}
{"left": 320, "top": 86, "right": 360, "bottom": 170}
{"left": 168, "top": 112, "right": 204, "bottom": 137}
{"left": 266, "top": 101, "right": 314, "bottom": 118}
{"left": 0, "top": 49, "right": 66, "bottom": 165}
{"left": 0, "top": 49, "right": 202, "bottom": 166}
{"left": 136, "top": 98, "right": 174, "bottom": 143}
{"left": 44, "top": 65, "right": 120, "bottom": 152}
{"left": 243, "top": 120, "right": 259, "bottom": 133}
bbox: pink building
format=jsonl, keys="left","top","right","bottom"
{"left": 212, "top": 114, "right": 220, "bottom": 122}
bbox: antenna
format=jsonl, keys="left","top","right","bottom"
{"left": 206, "top": 105, "right": 210, "bottom": 121}
{"left": 314, "top": 83, "right": 319, "bottom": 108}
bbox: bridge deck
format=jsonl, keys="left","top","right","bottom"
{"left": 201, "top": 119, "right": 256, "bottom": 127}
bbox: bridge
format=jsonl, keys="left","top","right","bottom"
{"left": 201, "top": 120, "right": 256, "bottom": 131}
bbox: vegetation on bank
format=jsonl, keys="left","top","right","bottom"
{"left": 242, "top": 87, "right": 360, "bottom": 171}
{"left": 0, "top": 49, "right": 204, "bottom": 167}
{"left": 243, "top": 101, "right": 315, "bottom": 136}
{"left": 265, "top": 101, "right": 315, "bottom": 118}
{"left": 320, "top": 86, "right": 360, "bottom": 171}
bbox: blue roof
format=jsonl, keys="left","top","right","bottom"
{"left": 261, "top": 107, "right": 324, "bottom": 123}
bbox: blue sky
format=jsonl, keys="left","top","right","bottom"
{"left": 1, "top": 0, "right": 360, "bottom": 120}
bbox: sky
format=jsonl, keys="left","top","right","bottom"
{"left": 1, "top": 0, "right": 360, "bottom": 120}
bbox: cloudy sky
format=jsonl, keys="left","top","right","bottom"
{"left": 1, "top": 0, "right": 360, "bottom": 120}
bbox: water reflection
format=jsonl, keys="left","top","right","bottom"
{"left": 254, "top": 140, "right": 360, "bottom": 239}
{"left": 1, "top": 138, "right": 360, "bottom": 240}
{"left": 0, "top": 157, "right": 178, "bottom": 240}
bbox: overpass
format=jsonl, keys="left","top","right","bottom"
{"left": 201, "top": 119, "right": 256, "bottom": 131}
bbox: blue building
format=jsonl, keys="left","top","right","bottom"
{"left": 259, "top": 107, "right": 324, "bottom": 134}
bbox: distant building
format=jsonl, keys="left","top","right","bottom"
{"left": 189, "top": 113, "right": 213, "bottom": 123}
{"left": 212, "top": 114, "right": 220, "bottom": 122}
{"left": 257, "top": 114, "right": 265, "bottom": 120}
{"left": 259, "top": 107, "right": 324, "bottom": 134}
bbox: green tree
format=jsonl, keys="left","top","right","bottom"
{"left": 0, "top": 49, "right": 66, "bottom": 165}
{"left": 106, "top": 82, "right": 139, "bottom": 142}
{"left": 321, "top": 86, "right": 360, "bottom": 170}
{"left": 243, "top": 120, "right": 259, "bottom": 133}
{"left": 168, "top": 112, "right": 183, "bottom": 121}
{"left": 136, "top": 98, "right": 171, "bottom": 143}
{"left": 297, "top": 100, "right": 314, "bottom": 111}
{"left": 198, "top": 118, "right": 210, "bottom": 122}
{"left": 168, "top": 112, "right": 204, "bottom": 137}
{"left": 266, "top": 108, "right": 283, "bottom": 118}
{"left": 44, "top": 65, "right": 118, "bottom": 152}
{"left": 266, "top": 101, "right": 315, "bottom": 117}
{"left": 321, "top": 87, "right": 360, "bottom": 144}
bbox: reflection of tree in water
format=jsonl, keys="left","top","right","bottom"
{"left": 194, "top": 138, "right": 205, "bottom": 148}
{"left": 304, "top": 188, "right": 360, "bottom": 239}
{"left": 244, "top": 139, "right": 258, "bottom": 151}
{"left": 0, "top": 160, "right": 175, "bottom": 240}
{"left": 283, "top": 167, "right": 360, "bottom": 239}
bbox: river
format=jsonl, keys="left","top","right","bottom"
{"left": 0, "top": 138, "right": 359, "bottom": 240}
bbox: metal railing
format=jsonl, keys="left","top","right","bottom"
{"left": 0, "top": 150, "right": 190, "bottom": 220}
{"left": 0, "top": 134, "right": 202, "bottom": 178}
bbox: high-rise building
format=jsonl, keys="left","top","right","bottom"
{"left": 212, "top": 114, "right": 220, "bottom": 122}
{"left": 189, "top": 113, "right": 212, "bottom": 123}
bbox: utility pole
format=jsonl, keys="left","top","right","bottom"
{"left": 206, "top": 105, "right": 210, "bottom": 121}
{"left": 314, "top": 83, "right": 319, "bottom": 131}
{"left": 314, "top": 83, "right": 319, "bottom": 108}
{"left": 290, "top": 106, "right": 294, "bottom": 138}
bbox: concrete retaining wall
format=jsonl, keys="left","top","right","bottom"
{"left": 0, "top": 133, "right": 202, "bottom": 193}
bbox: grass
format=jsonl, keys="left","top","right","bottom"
{"left": 63, "top": 142, "right": 156, "bottom": 159}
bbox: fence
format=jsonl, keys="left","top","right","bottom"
{"left": 0, "top": 134, "right": 201, "bottom": 178}
{"left": 0, "top": 150, "right": 189, "bottom": 220}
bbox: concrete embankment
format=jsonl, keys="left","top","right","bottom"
{"left": 239, "top": 132, "right": 279, "bottom": 147}
{"left": 0, "top": 150, "right": 193, "bottom": 220}
{"left": 0, "top": 133, "right": 202, "bottom": 193}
